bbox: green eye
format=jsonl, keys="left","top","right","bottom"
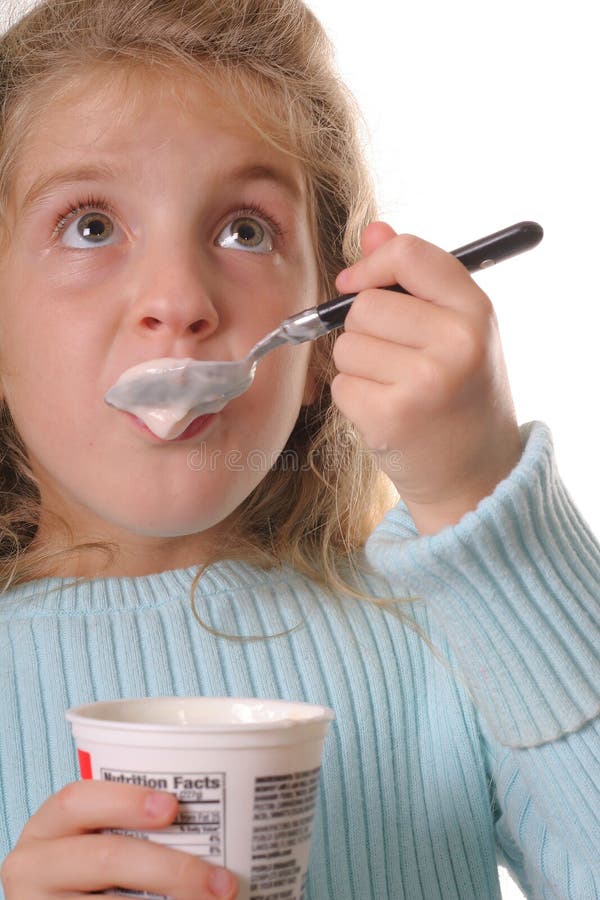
{"left": 78, "top": 212, "right": 114, "bottom": 243}
{"left": 216, "top": 216, "right": 274, "bottom": 254}
{"left": 231, "top": 217, "right": 264, "bottom": 247}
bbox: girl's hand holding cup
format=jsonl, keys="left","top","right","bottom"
{"left": 0, "top": 780, "right": 238, "bottom": 899}
{"left": 333, "top": 222, "right": 523, "bottom": 535}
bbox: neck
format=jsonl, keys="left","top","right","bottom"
{"left": 29, "top": 516, "right": 223, "bottom": 580}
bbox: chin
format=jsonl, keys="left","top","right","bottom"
{"left": 101, "top": 494, "right": 239, "bottom": 541}
{"left": 113, "top": 514, "right": 221, "bottom": 540}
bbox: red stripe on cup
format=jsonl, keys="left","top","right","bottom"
{"left": 78, "top": 749, "right": 93, "bottom": 780}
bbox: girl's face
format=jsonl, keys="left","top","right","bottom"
{"left": 0, "top": 67, "right": 320, "bottom": 574}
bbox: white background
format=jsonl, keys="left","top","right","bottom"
{"left": 3, "top": 2, "right": 597, "bottom": 897}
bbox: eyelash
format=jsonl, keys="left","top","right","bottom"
{"left": 224, "top": 204, "right": 286, "bottom": 242}
{"left": 51, "top": 194, "right": 287, "bottom": 244}
{"left": 52, "top": 194, "right": 116, "bottom": 238}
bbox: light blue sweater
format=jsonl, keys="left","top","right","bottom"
{"left": 1, "top": 422, "right": 599, "bottom": 899}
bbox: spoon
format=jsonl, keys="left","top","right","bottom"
{"left": 105, "top": 221, "right": 543, "bottom": 431}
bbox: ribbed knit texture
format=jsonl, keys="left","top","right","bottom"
{"left": 1, "top": 422, "right": 599, "bottom": 899}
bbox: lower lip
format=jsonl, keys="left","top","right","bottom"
{"left": 127, "top": 412, "right": 217, "bottom": 442}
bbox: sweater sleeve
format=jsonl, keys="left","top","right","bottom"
{"left": 365, "top": 420, "right": 600, "bottom": 750}
{"left": 366, "top": 421, "right": 600, "bottom": 895}
{"left": 482, "top": 715, "right": 600, "bottom": 894}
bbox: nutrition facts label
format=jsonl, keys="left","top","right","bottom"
{"left": 250, "top": 766, "right": 321, "bottom": 900}
{"left": 99, "top": 764, "right": 321, "bottom": 900}
{"left": 101, "top": 768, "right": 226, "bottom": 899}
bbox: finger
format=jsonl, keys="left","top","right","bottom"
{"left": 341, "top": 287, "right": 453, "bottom": 347}
{"left": 333, "top": 331, "right": 420, "bottom": 383}
{"left": 18, "top": 832, "right": 237, "bottom": 899}
{"left": 331, "top": 353, "right": 454, "bottom": 444}
{"left": 359, "top": 220, "right": 397, "bottom": 256}
{"left": 336, "top": 232, "right": 488, "bottom": 312}
{"left": 331, "top": 373, "right": 404, "bottom": 452}
{"left": 23, "top": 781, "right": 178, "bottom": 840}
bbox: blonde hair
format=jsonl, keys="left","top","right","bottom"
{"left": 0, "top": 0, "right": 395, "bottom": 594}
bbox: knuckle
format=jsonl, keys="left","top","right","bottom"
{"left": 359, "top": 398, "right": 398, "bottom": 453}
{"left": 448, "top": 315, "right": 488, "bottom": 373}
{"left": 330, "top": 372, "right": 351, "bottom": 406}
{"left": 475, "top": 290, "right": 495, "bottom": 319}
{"left": 356, "top": 289, "right": 380, "bottom": 317}
{"left": 170, "top": 849, "right": 207, "bottom": 887}
{"left": 343, "top": 290, "right": 376, "bottom": 330}
{"left": 54, "top": 780, "right": 82, "bottom": 816}
{"left": 332, "top": 330, "right": 352, "bottom": 366}
{"left": 414, "top": 355, "right": 445, "bottom": 395}
{"left": 1, "top": 846, "right": 28, "bottom": 892}
{"left": 93, "top": 833, "right": 123, "bottom": 871}
{"left": 393, "top": 233, "right": 422, "bottom": 259}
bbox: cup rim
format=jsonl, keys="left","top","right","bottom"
{"left": 66, "top": 696, "right": 335, "bottom": 732}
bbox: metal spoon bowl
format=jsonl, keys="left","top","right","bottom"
{"left": 105, "top": 356, "right": 259, "bottom": 411}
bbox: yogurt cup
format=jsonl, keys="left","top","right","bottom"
{"left": 66, "top": 696, "right": 334, "bottom": 900}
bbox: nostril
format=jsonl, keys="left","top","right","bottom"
{"left": 141, "top": 316, "right": 162, "bottom": 330}
{"left": 139, "top": 317, "right": 210, "bottom": 334}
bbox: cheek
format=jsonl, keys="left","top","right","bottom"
{"left": 1, "top": 338, "right": 93, "bottom": 431}
{"left": 203, "top": 344, "right": 310, "bottom": 484}
{"left": 0, "top": 270, "right": 111, "bottom": 423}
{"left": 252, "top": 342, "right": 311, "bottom": 417}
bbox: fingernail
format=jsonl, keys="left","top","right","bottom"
{"left": 145, "top": 790, "right": 175, "bottom": 818}
{"left": 208, "top": 866, "right": 235, "bottom": 897}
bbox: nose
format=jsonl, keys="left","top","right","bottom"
{"left": 129, "top": 244, "right": 220, "bottom": 354}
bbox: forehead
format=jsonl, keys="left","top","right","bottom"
{"left": 12, "top": 64, "right": 307, "bottom": 201}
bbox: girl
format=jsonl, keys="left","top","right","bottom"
{"left": 0, "top": 1, "right": 598, "bottom": 898}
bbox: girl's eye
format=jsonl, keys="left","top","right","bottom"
{"left": 54, "top": 204, "right": 120, "bottom": 249}
{"left": 216, "top": 216, "right": 274, "bottom": 254}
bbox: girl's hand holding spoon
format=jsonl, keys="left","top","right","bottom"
{"left": 332, "top": 222, "right": 524, "bottom": 535}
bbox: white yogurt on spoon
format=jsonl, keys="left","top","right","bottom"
{"left": 105, "top": 357, "right": 236, "bottom": 439}
{"left": 104, "top": 306, "right": 330, "bottom": 439}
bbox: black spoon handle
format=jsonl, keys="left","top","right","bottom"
{"left": 316, "top": 220, "right": 543, "bottom": 330}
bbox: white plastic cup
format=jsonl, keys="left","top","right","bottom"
{"left": 66, "top": 696, "right": 334, "bottom": 900}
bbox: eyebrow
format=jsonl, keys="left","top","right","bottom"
{"left": 228, "top": 163, "right": 304, "bottom": 202}
{"left": 21, "top": 163, "right": 128, "bottom": 213}
{"left": 20, "top": 160, "right": 304, "bottom": 214}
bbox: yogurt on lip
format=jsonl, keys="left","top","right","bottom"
{"left": 129, "top": 401, "right": 222, "bottom": 441}
{"left": 105, "top": 357, "right": 229, "bottom": 440}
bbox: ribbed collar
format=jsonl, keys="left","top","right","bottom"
{"left": 0, "top": 558, "right": 297, "bottom": 618}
